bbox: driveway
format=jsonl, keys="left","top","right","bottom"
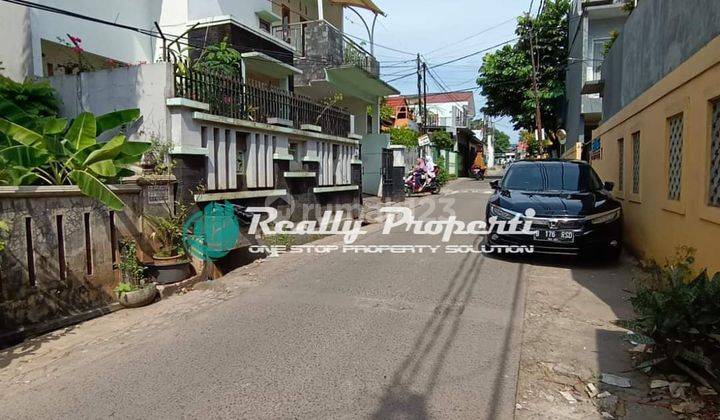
{"left": 0, "top": 178, "right": 528, "bottom": 419}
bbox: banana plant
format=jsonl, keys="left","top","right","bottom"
{"left": 0, "top": 107, "right": 150, "bottom": 210}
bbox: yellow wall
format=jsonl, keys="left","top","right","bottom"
{"left": 591, "top": 36, "right": 720, "bottom": 273}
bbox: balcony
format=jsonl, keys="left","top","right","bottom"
{"left": 272, "top": 20, "right": 380, "bottom": 82}
{"left": 172, "top": 62, "right": 350, "bottom": 137}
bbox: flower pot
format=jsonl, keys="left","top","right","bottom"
{"left": 118, "top": 284, "right": 157, "bottom": 308}
{"left": 145, "top": 258, "right": 193, "bottom": 285}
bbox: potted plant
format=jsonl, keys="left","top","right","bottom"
{"left": 144, "top": 201, "right": 193, "bottom": 284}
{"left": 115, "top": 239, "right": 156, "bottom": 308}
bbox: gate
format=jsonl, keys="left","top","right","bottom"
{"left": 381, "top": 148, "right": 393, "bottom": 200}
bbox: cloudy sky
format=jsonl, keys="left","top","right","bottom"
{"left": 343, "top": 0, "right": 535, "bottom": 143}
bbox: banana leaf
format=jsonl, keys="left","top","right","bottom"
{"left": 69, "top": 169, "right": 125, "bottom": 210}
{"left": 65, "top": 112, "right": 97, "bottom": 152}
{"left": 83, "top": 135, "right": 125, "bottom": 166}
{"left": 0, "top": 119, "right": 43, "bottom": 146}
{"left": 95, "top": 108, "right": 140, "bottom": 136}
{"left": 0, "top": 144, "right": 49, "bottom": 167}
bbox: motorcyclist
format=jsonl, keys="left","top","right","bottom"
{"left": 405, "top": 158, "right": 427, "bottom": 192}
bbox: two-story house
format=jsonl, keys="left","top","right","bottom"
{"left": 565, "top": 0, "right": 628, "bottom": 156}
{"left": 0, "top": 0, "right": 397, "bottom": 212}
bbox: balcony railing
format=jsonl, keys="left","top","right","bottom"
{"left": 173, "top": 62, "right": 351, "bottom": 137}
{"left": 272, "top": 20, "right": 380, "bottom": 77}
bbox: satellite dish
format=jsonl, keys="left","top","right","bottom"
{"left": 556, "top": 129, "right": 567, "bottom": 145}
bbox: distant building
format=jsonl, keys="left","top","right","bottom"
{"left": 564, "top": 0, "right": 629, "bottom": 156}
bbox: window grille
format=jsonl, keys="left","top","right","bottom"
{"left": 632, "top": 132, "right": 640, "bottom": 194}
{"left": 667, "top": 114, "right": 684, "bottom": 201}
{"left": 710, "top": 101, "right": 720, "bottom": 207}
{"left": 618, "top": 138, "right": 624, "bottom": 192}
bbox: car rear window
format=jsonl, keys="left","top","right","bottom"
{"left": 502, "top": 162, "right": 603, "bottom": 192}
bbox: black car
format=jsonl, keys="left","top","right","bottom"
{"left": 485, "top": 159, "right": 622, "bottom": 258}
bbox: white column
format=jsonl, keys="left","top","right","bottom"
{"left": 246, "top": 133, "right": 257, "bottom": 188}
{"left": 217, "top": 129, "right": 228, "bottom": 190}
{"left": 257, "top": 134, "right": 266, "bottom": 188}
{"left": 317, "top": 0, "right": 324, "bottom": 20}
{"left": 228, "top": 130, "right": 237, "bottom": 189}
{"left": 370, "top": 97, "right": 381, "bottom": 134}
{"left": 266, "top": 135, "right": 275, "bottom": 187}
{"left": 205, "top": 127, "right": 217, "bottom": 190}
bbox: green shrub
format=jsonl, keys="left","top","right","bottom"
{"left": 116, "top": 239, "right": 147, "bottom": 295}
{"left": 389, "top": 127, "right": 419, "bottom": 148}
{"left": 0, "top": 76, "right": 59, "bottom": 120}
{"left": 431, "top": 131, "right": 454, "bottom": 151}
{"left": 627, "top": 247, "right": 720, "bottom": 386}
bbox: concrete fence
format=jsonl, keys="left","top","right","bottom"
{"left": 0, "top": 181, "right": 175, "bottom": 340}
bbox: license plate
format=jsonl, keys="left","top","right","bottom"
{"left": 534, "top": 230, "right": 575, "bottom": 243}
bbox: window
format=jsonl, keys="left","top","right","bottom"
{"left": 667, "top": 114, "right": 684, "bottom": 201}
{"left": 632, "top": 132, "right": 640, "bottom": 194}
{"left": 502, "top": 162, "right": 603, "bottom": 192}
{"left": 259, "top": 19, "right": 270, "bottom": 32}
{"left": 617, "top": 138, "right": 624, "bottom": 192}
{"left": 710, "top": 100, "right": 720, "bottom": 207}
{"left": 591, "top": 38, "right": 609, "bottom": 81}
{"left": 288, "top": 142, "right": 303, "bottom": 171}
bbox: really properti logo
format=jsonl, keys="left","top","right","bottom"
{"left": 183, "top": 201, "right": 241, "bottom": 261}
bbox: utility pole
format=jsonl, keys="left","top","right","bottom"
{"left": 526, "top": 14, "right": 544, "bottom": 155}
{"left": 422, "top": 62, "right": 428, "bottom": 128}
{"left": 417, "top": 53, "right": 423, "bottom": 132}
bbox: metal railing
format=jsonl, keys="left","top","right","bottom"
{"left": 173, "top": 61, "right": 351, "bottom": 137}
{"left": 272, "top": 20, "right": 380, "bottom": 76}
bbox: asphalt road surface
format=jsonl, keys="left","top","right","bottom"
{"left": 0, "top": 178, "right": 528, "bottom": 419}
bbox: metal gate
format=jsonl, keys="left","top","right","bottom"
{"left": 381, "top": 148, "right": 393, "bottom": 199}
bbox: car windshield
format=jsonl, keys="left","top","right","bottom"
{"left": 502, "top": 162, "right": 603, "bottom": 192}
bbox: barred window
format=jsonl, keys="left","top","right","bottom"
{"left": 710, "top": 101, "right": 720, "bottom": 207}
{"left": 618, "top": 138, "right": 624, "bottom": 192}
{"left": 632, "top": 132, "right": 640, "bottom": 194}
{"left": 667, "top": 114, "right": 684, "bottom": 201}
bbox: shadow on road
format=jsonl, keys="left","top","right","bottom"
{"left": 372, "top": 245, "right": 527, "bottom": 419}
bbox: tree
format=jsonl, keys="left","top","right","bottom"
{"left": 477, "top": 0, "right": 570, "bottom": 134}
{"left": 389, "top": 127, "right": 418, "bottom": 148}
{"left": 492, "top": 128, "right": 511, "bottom": 153}
{"left": 431, "top": 130, "right": 454, "bottom": 151}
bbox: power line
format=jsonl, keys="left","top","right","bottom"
{"left": 386, "top": 38, "right": 519, "bottom": 83}
{"left": 422, "top": 16, "right": 518, "bottom": 57}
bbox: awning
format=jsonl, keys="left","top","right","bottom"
{"left": 241, "top": 52, "right": 302, "bottom": 79}
{"left": 326, "top": 65, "right": 398, "bottom": 103}
{"left": 330, "top": 0, "right": 385, "bottom": 16}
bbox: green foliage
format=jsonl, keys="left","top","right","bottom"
{"left": 435, "top": 155, "right": 450, "bottom": 186}
{"left": 519, "top": 130, "right": 542, "bottom": 157}
{"left": 145, "top": 201, "right": 190, "bottom": 258}
{"left": 603, "top": 31, "right": 620, "bottom": 58}
{"left": 0, "top": 107, "right": 149, "bottom": 210}
{"left": 477, "top": 0, "right": 570, "bottom": 132}
{"left": 262, "top": 233, "right": 296, "bottom": 248}
{"left": 0, "top": 219, "right": 8, "bottom": 253}
{"left": 492, "top": 129, "right": 511, "bottom": 153}
{"left": 195, "top": 39, "right": 242, "bottom": 76}
{"left": 116, "top": 239, "right": 146, "bottom": 294}
{"left": 389, "top": 127, "right": 419, "bottom": 148}
{"left": 628, "top": 247, "right": 720, "bottom": 384}
{"left": 148, "top": 137, "right": 176, "bottom": 175}
{"left": 0, "top": 76, "right": 59, "bottom": 120}
{"left": 431, "top": 131, "right": 454, "bottom": 151}
{"left": 631, "top": 248, "right": 720, "bottom": 339}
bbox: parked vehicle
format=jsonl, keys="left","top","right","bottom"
{"left": 404, "top": 167, "right": 441, "bottom": 195}
{"left": 485, "top": 160, "right": 622, "bottom": 259}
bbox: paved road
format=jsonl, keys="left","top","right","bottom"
{"left": 0, "top": 179, "right": 528, "bottom": 419}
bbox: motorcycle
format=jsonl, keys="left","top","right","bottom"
{"left": 404, "top": 167, "right": 441, "bottom": 196}
{"left": 471, "top": 165, "right": 485, "bottom": 181}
